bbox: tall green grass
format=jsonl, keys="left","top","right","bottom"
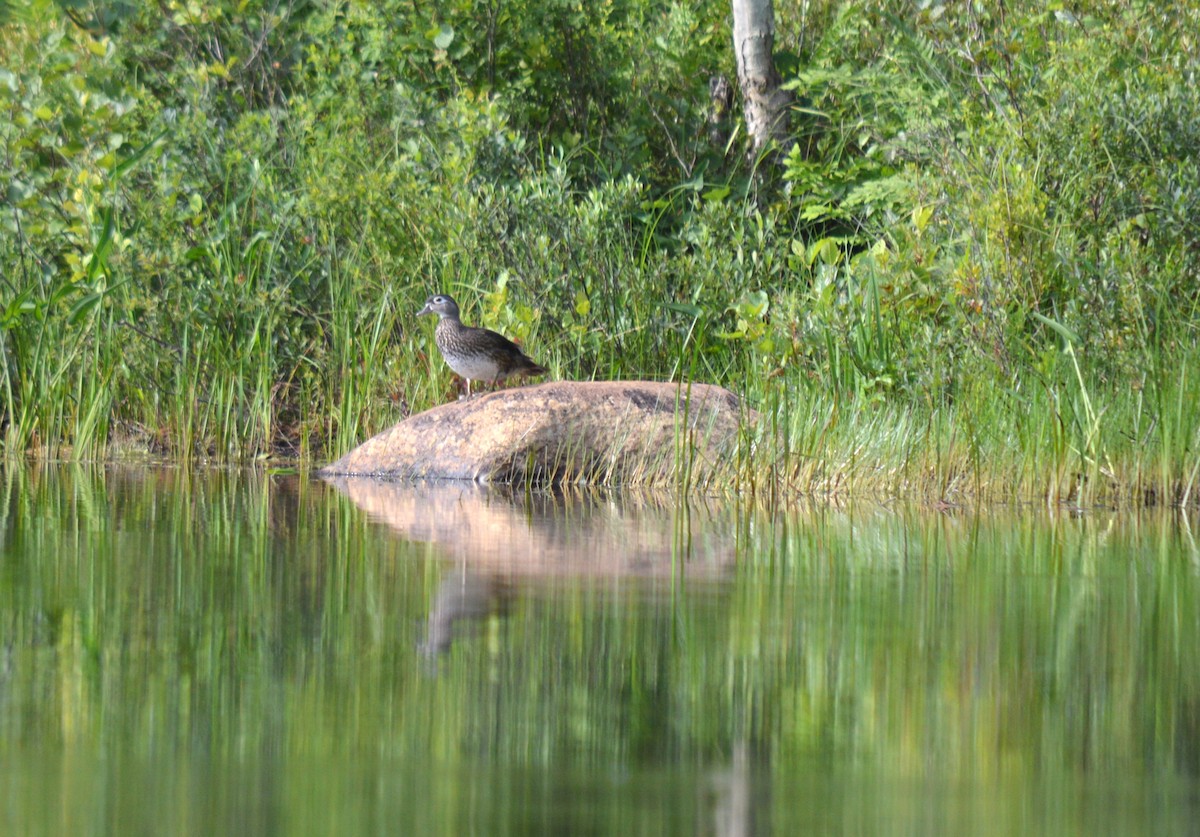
{"left": 3, "top": 1, "right": 1200, "bottom": 505}
{"left": 727, "top": 350, "right": 1200, "bottom": 508}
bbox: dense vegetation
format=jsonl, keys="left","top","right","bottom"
{"left": 2, "top": 0, "right": 1199, "bottom": 504}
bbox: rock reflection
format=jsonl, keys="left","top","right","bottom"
{"left": 320, "top": 477, "right": 738, "bottom": 580}
{"left": 322, "top": 478, "right": 740, "bottom": 659}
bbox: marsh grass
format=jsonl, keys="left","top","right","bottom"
{"left": 718, "top": 353, "right": 1200, "bottom": 509}
{"left": 7, "top": 235, "right": 1200, "bottom": 508}
{"left": 3, "top": 1, "right": 1200, "bottom": 507}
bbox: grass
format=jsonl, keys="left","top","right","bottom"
{"left": 3, "top": 0, "right": 1200, "bottom": 506}
{"left": 7, "top": 216, "right": 1200, "bottom": 508}
{"left": 724, "top": 355, "right": 1200, "bottom": 508}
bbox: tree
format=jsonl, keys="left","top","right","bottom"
{"left": 730, "top": 0, "right": 791, "bottom": 158}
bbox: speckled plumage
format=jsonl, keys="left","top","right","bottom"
{"left": 417, "top": 293, "right": 547, "bottom": 397}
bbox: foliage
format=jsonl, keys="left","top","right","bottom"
{"left": 2, "top": 0, "right": 1200, "bottom": 503}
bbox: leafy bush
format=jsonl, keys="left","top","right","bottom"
{"left": 2, "top": 0, "right": 1200, "bottom": 503}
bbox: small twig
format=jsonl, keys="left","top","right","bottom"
{"left": 648, "top": 105, "right": 694, "bottom": 177}
{"left": 115, "top": 318, "right": 183, "bottom": 357}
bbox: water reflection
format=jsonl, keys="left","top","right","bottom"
{"left": 321, "top": 477, "right": 738, "bottom": 579}
{"left": 418, "top": 569, "right": 507, "bottom": 658}
{"left": 325, "top": 477, "right": 762, "bottom": 832}
{"left": 322, "top": 478, "right": 739, "bottom": 662}
{"left": 708, "top": 738, "right": 756, "bottom": 837}
{"left": 3, "top": 465, "right": 1200, "bottom": 834}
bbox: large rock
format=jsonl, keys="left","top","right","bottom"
{"left": 318, "top": 380, "right": 747, "bottom": 485}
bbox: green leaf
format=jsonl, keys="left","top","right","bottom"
{"left": 911, "top": 204, "right": 933, "bottom": 234}
{"left": 1, "top": 289, "right": 36, "bottom": 330}
{"left": 242, "top": 230, "right": 270, "bottom": 261}
{"left": 110, "top": 129, "right": 168, "bottom": 180}
{"left": 86, "top": 207, "right": 115, "bottom": 282}
{"left": 702, "top": 185, "right": 730, "bottom": 203}
{"left": 667, "top": 302, "right": 704, "bottom": 318}
{"left": 430, "top": 25, "right": 454, "bottom": 50}
{"left": 800, "top": 202, "right": 834, "bottom": 222}
{"left": 842, "top": 173, "right": 907, "bottom": 210}
{"left": 6, "top": 179, "right": 33, "bottom": 203}
{"left": 68, "top": 293, "right": 103, "bottom": 324}
{"left": 1031, "top": 311, "right": 1080, "bottom": 346}
{"left": 48, "top": 278, "right": 80, "bottom": 306}
{"left": 807, "top": 237, "right": 843, "bottom": 266}
{"left": 729, "top": 290, "right": 769, "bottom": 320}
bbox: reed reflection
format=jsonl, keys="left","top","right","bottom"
{"left": 6, "top": 466, "right": 1200, "bottom": 834}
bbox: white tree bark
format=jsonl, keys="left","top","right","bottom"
{"left": 731, "top": 0, "right": 791, "bottom": 157}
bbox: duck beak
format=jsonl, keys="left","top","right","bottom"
{"left": 417, "top": 303, "right": 433, "bottom": 317}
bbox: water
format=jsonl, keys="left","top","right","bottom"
{"left": 2, "top": 465, "right": 1199, "bottom": 835}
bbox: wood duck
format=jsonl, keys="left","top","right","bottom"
{"left": 417, "top": 293, "right": 547, "bottom": 397}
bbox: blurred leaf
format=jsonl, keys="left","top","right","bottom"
{"left": 1032, "top": 312, "right": 1080, "bottom": 347}
{"left": 667, "top": 302, "right": 704, "bottom": 318}
{"left": 807, "top": 238, "right": 843, "bottom": 266}
{"left": 7, "top": 179, "right": 34, "bottom": 203}
{"left": 702, "top": 185, "right": 730, "bottom": 203}
{"left": 729, "top": 290, "right": 769, "bottom": 320}
{"left": 68, "top": 292, "right": 103, "bottom": 324}
{"left": 86, "top": 207, "right": 115, "bottom": 282}
{"left": 1, "top": 288, "right": 37, "bottom": 330}
{"left": 430, "top": 25, "right": 454, "bottom": 50}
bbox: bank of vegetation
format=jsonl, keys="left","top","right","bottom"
{"left": 2, "top": 1, "right": 1199, "bottom": 505}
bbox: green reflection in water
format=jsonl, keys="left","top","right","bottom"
{"left": 1, "top": 465, "right": 1199, "bottom": 835}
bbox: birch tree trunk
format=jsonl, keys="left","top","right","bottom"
{"left": 731, "top": 0, "right": 791, "bottom": 158}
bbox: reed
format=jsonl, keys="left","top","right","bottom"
{"left": 3, "top": 0, "right": 1199, "bottom": 506}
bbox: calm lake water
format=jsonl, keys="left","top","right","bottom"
{"left": 2, "top": 465, "right": 1199, "bottom": 835}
